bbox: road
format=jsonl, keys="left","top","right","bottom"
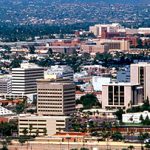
{"left": 0, "top": 141, "right": 144, "bottom": 150}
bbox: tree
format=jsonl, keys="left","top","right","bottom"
{"left": 10, "top": 59, "right": 21, "bottom": 68}
{"left": 2, "top": 45, "right": 11, "bottom": 53}
{"left": 111, "top": 131, "right": 123, "bottom": 141}
{"left": 43, "top": 128, "right": 47, "bottom": 136}
{"left": 139, "top": 115, "right": 144, "bottom": 122}
{"left": 114, "top": 108, "right": 124, "bottom": 122}
{"left": 145, "top": 143, "right": 150, "bottom": 150}
{"left": 138, "top": 132, "right": 149, "bottom": 150}
{"left": 136, "top": 39, "right": 143, "bottom": 48}
{"left": 15, "top": 102, "right": 25, "bottom": 114}
{"left": 47, "top": 48, "right": 53, "bottom": 56}
{"left": 18, "top": 136, "right": 27, "bottom": 146}
{"left": 143, "top": 115, "right": 150, "bottom": 125}
{"left": 29, "top": 46, "right": 35, "bottom": 54}
{"left": 79, "top": 94, "right": 100, "bottom": 109}
{"left": 128, "top": 145, "right": 134, "bottom": 150}
{"left": 36, "top": 129, "right": 39, "bottom": 137}
{"left": 80, "top": 148, "right": 89, "bottom": 150}
{"left": 22, "top": 128, "right": 28, "bottom": 136}
{"left": 0, "top": 141, "right": 8, "bottom": 150}
{"left": 1, "top": 145, "right": 8, "bottom": 150}
{"left": 29, "top": 124, "right": 33, "bottom": 136}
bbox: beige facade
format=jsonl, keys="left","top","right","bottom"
{"left": 80, "top": 43, "right": 109, "bottom": 54}
{"left": 89, "top": 23, "right": 123, "bottom": 37}
{"left": 37, "top": 78, "right": 75, "bottom": 116}
{"left": 99, "top": 39, "right": 130, "bottom": 51}
{"left": 19, "top": 115, "right": 70, "bottom": 136}
{"left": 102, "top": 83, "right": 143, "bottom": 110}
{"left": 130, "top": 62, "right": 150, "bottom": 100}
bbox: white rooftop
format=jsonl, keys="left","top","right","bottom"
{"left": 47, "top": 65, "right": 73, "bottom": 75}
{"left": 0, "top": 106, "right": 14, "bottom": 116}
{"left": 103, "top": 82, "right": 140, "bottom": 86}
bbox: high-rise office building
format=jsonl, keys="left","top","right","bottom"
{"left": 12, "top": 63, "right": 44, "bottom": 95}
{"left": 37, "top": 78, "right": 75, "bottom": 116}
{"left": 130, "top": 62, "right": 150, "bottom": 100}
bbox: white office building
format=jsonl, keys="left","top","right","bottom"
{"left": 123, "top": 111, "right": 150, "bottom": 123}
{"left": 45, "top": 65, "right": 74, "bottom": 80}
{"left": 11, "top": 63, "right": 44, "bottom": 101}
{"left": 0, "top": 77, "right": 11, "bottom": 94}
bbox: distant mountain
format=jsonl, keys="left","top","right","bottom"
{"left": 61, "top": 0, "right": 149, "bottom": 4}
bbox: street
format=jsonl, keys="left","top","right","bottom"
{"left": 0, "top": 141, "right": 144, "bottom": 150}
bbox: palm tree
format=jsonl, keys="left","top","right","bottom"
{"left": 145, "top": 143, "right": 150, "bottom": 150}
{"left": 29, "top": 124, "right": 33, "bottom": 137}
{"left": 128, "top": 145, "right": 135, "bottom": 150}
{"left": 22, "top": 128, "right": 28, "bottom": 136}
{"left": 36, "top": 129, "right": 39, "bottom": 137}
{"left": 43, "top": 128, "right": 47, "bottom": 136}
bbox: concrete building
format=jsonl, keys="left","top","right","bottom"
{"left": 81, "top": 65, "right": 110, "bottom": 76}
{"left": 130, "top": 62, "right": 150, "bottom": 100}
{"left": 80, "top": 42, "right": 109, "bottom": 54}
{"left": 89, "top": 23, "right": 123, "bottom": 37}
{"left": 102, "top": 82, "right": 143, "bottom": 110}
{"left": 0, "top": 106, "right": 14, "bottom": 116}
{"left": 0, "top": 77, "right": 11, "bottom": 94}
{"left": 37, "top": 78, "right": 75, "bottom": 116}
{"left": 12, "top": 63, "right": 44, "bottom": 100}
{"left": 19, "top": 115, "right": 70, "bottom": 136}
{"left": 123, "top": 111, "right": 150, "bottom": 123}
{"left": 92, "top": 76, "right": 111, "bottom": 91}
{"left": 138, "top": 28, "right": 150, "bottom": 35}
{"left": 47, "top": 46, "right": 75, "bottom": 54}
{"left": 99, "top": 39, "right": 130, "bottom": 51}
{"left": 45, "top": 65, "right": 74, "bottom": 80}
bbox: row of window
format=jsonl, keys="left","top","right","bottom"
{"left": 38, "top": 103, "right": 62, "bottom": 105}
{"left": 38, "top": 110, "right": 62, "bottom": 112}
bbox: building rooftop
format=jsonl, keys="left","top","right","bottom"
{"left": 12, "top": 63, "right": 41, "bottom": 70}
{"left": 19, "top": 114, "right": 70, "bottom": 119}
{"left": 37, "top": 78, "right": 73, "bottom": 84}
{"left": 103, "top": 82, "right": 141, "bottom": 86}
{"left": 131, "top": 62, "right": 150, "bottom": 67}
{"left": 0, "top": 106, "right": 15, "bottom": 116}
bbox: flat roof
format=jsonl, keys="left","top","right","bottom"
{"left": 19, "top": 115, "right": 70, "bottom": 119}
{"left": 103, "top": 82, "right": 140, "bottom": 86}
{"left": 131, "top": 62, "right": 150, "bottom": 67}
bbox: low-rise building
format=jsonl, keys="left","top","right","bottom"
{"left": 100, "top": 39, "right": 130, "bottom": 51}
{"left": 123, "top": 111, "right": 150, "bottom": 123}
{"left": 45, "top": 65, "right": 74, "bottom": 81}
{"left": 80, "top": 42, "right": 109, "bottom": 54}
{"left": 18, "top": 115, "right": 70, "bottom": 136}
{"left": 102, "top": 82, "right": 143, "bottom": 110}
{"left": 0, "top": 106, "right": 14, "bottom": 116}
